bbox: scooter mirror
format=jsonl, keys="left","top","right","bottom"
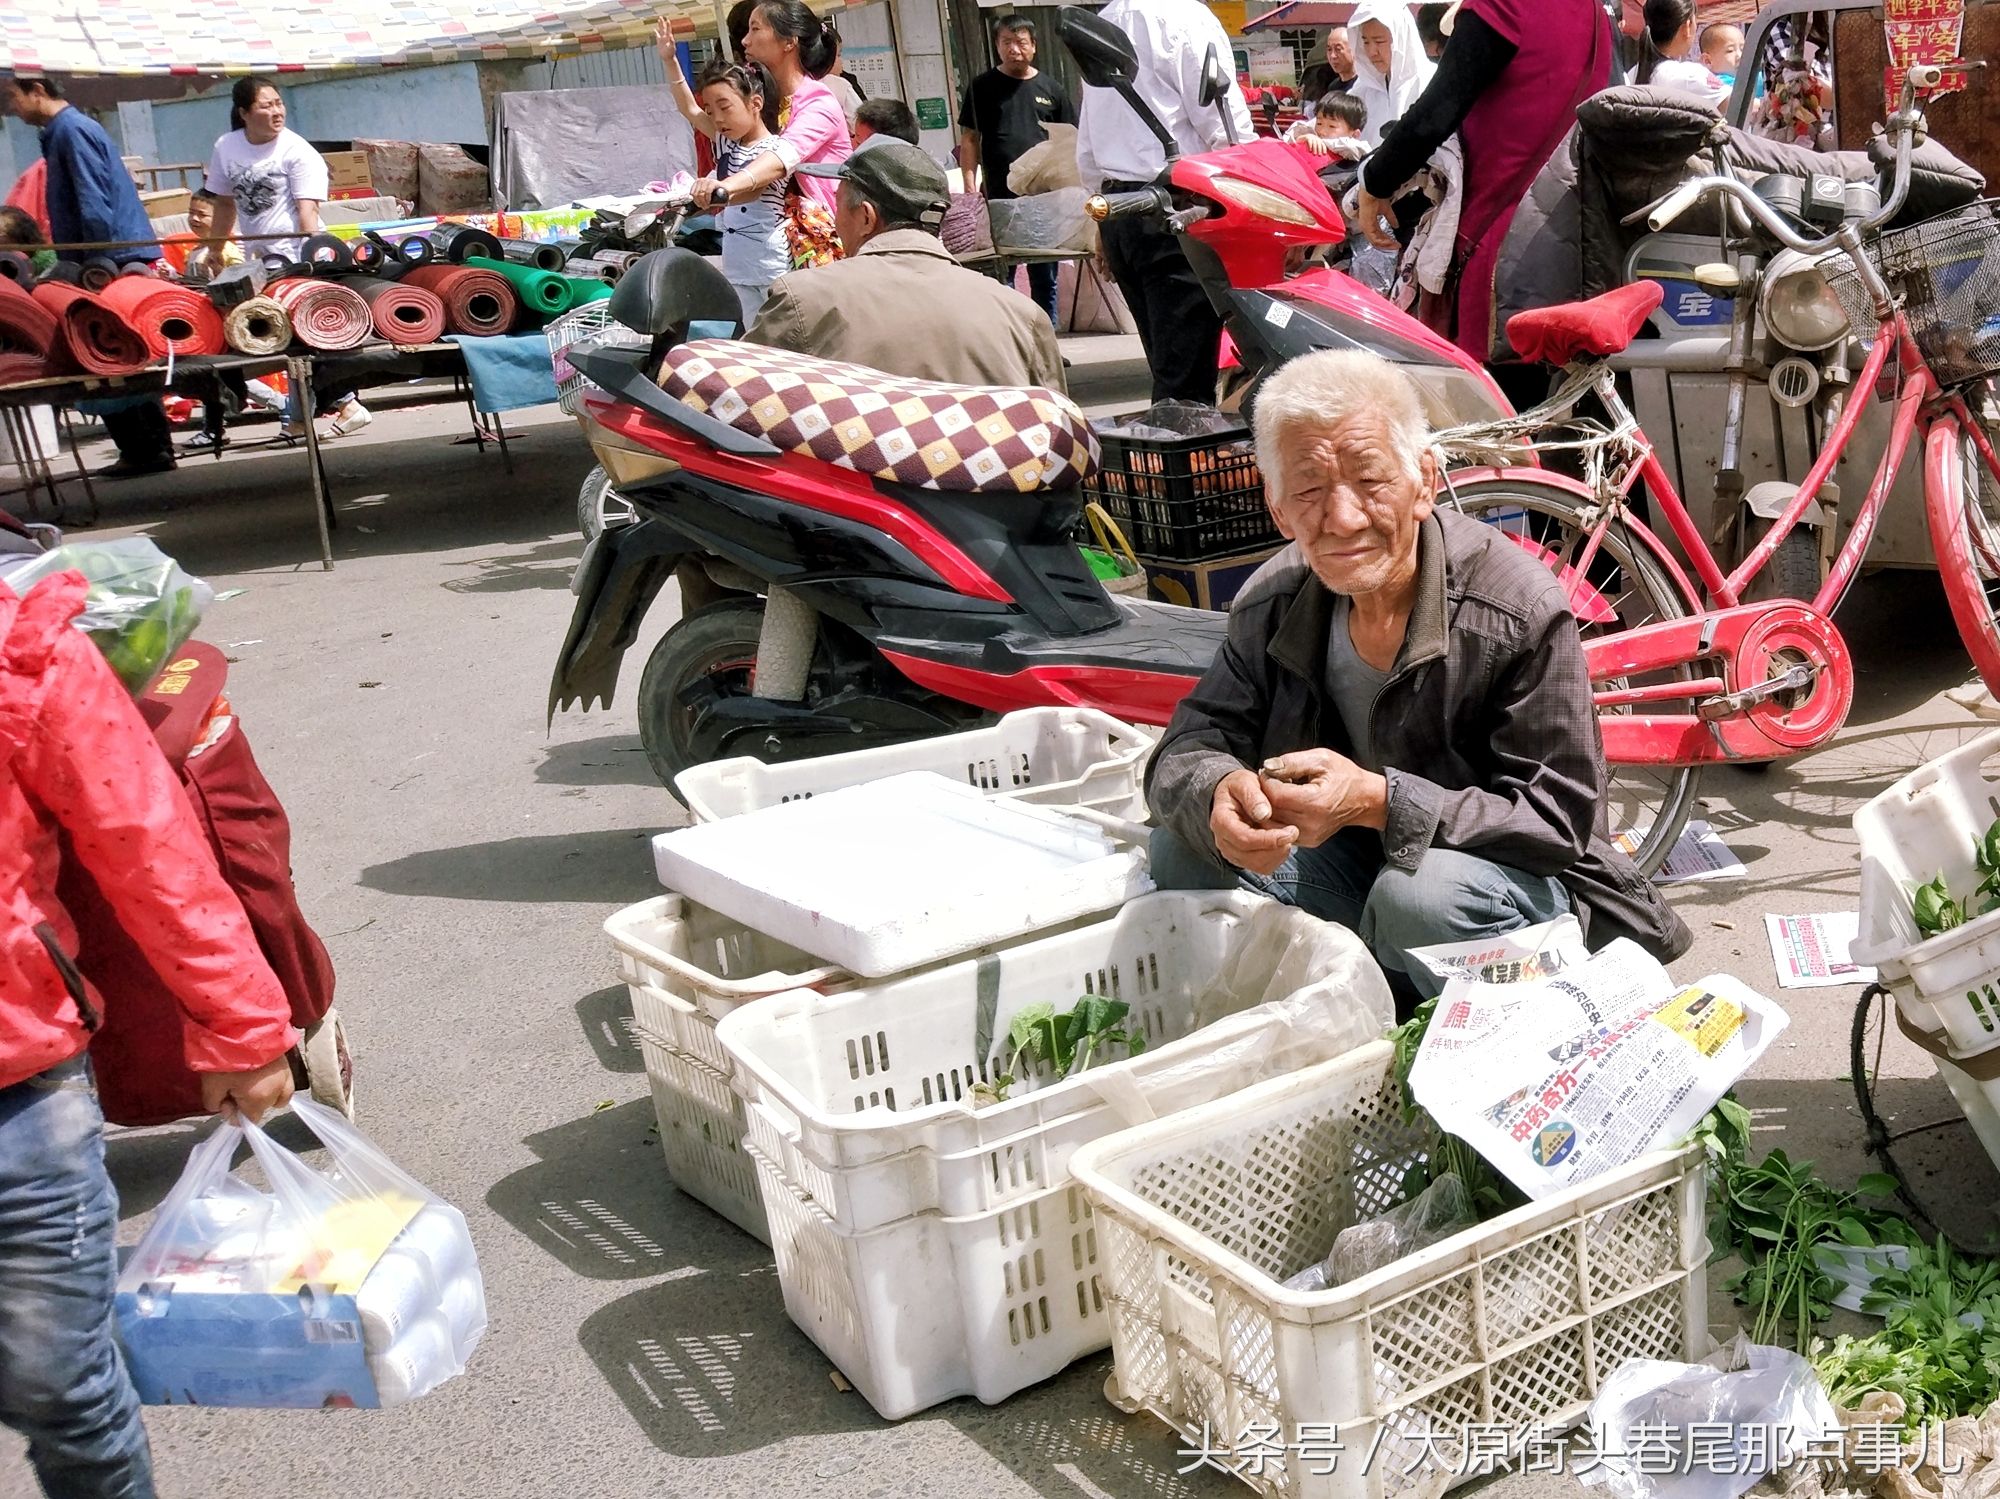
{"left": 1198, "top": 45, "right": 1232, "bottom": 109}
{"left": 1058, "top": 8, "right": 1139, "bottom": 88}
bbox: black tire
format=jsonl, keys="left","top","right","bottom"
{"left": 1743, "top": 521, "right": 1823, "bottom": 604}
{"left": 577, "top": 463, "right": 635, "bottom": 543}
{"left": 1441, "top": 481, "right": 1704, "bottom": 878}
{"left": 637, "top": 598, "right": 766, "bottom": 792}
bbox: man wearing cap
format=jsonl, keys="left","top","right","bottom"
{"left": 745, "top": 140, "right": 1065, "bottom": 391}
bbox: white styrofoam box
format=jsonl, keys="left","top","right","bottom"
{"left": 653, "top": 772, "right": 1152, "bottom": 977}
{"left": 751, "top": 1144, "right": 1110, "bottom": 1421}
{"left": 1854, "top": 728, "right": 2000, "bottom": 1057}
{"left": 1068, "top": 1043, "right": 1710, "bottom": 1499}
{"left": 640, "top": 1036, "right": 769, "bottom": 1243}
{"left": 718, "top": 891, "right": 1393, "bottom": 1419}
{"left": 718, "top": 891, "right": 1277, "bottom": 1235}
{"left": 673, "top": 707, "right": 1156, "bottom": 824}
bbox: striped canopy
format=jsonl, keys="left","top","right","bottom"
{"left": 0, "top": 0, "right": 836, "bottom": 77}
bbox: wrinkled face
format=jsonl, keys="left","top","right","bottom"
{"left": 701, "top": 81, "right": 761, "bottom": 139}
{"left": 1705, "top": 25, "right": 1744, "bottom": 72}
{"left": 1326, "top": 27, "right": 1353, "bottom": 73}
{"left": 243, "top": 86, "right": 285, "bottom": 139}
{"left": 998, "top": 26, "right": 1036, "bottom": 70}
{"left": 1268, "top": 412, "right": 1436, "bottom": 599}
{"left": 1358, "top": 21, "right": 1394, "bottom": 78}
{"left": 834, "top": 180, "right": 877, "bottom": 251}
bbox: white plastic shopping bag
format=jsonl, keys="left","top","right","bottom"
{"left": 116, "top": 1099, "right": 486, "bottom": 1408}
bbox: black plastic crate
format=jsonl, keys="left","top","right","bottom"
{"left": 1085, "top": 418, "right": 1276, "bottom": 563}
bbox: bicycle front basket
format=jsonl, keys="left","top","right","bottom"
{"left": 1821, "top": 200, "right": 2000, "bottom": 387}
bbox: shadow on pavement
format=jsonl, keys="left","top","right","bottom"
{"left": 360, "top": 828, "right": 660, "bottom": 904}
{"left": 440, "top": 537, "right": 583, "bottom": 595}
{"left": 536, "top": 733, "right": 662, "bottom": 789}
{"left": 578, "top": 983, "right": 646, "bottom": 1075}
{"left": 485, "top": 1098, "right": 724, "bottom": 1280}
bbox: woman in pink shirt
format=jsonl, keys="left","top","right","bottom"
{"left": 692, "top": 0, "right": 853, "bottom": 256}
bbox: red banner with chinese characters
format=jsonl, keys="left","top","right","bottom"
{"left": 1883, "top": 0, "right": 1970, "bottom": 111}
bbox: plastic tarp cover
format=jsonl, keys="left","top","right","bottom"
{"left": 492, "top": 87, "right": 698, "bottom": 212}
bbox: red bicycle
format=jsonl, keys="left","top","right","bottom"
{"left": 1431, "top": 65, "right": 2000, "bottom": 875}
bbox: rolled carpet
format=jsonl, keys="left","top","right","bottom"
{"left": 338, "top": 276, "right": 445, "bottom": 345}
{"left": 31, "top": 282, "right": 150, "bottom": 375}
{"left": 396, "top": 235, "right": 435, "bottom": 266}
{"left": 79, "top": 257, "right": 120, "bottom": 292}
{"left": 431, "top": 223, "right": 503, "bottom": 264}
{"left": 93, "top": 275, "right": 226, "bottom": 359}
{"left": 0, "top": 352, "right": 56, "bottom": 387}
{"left": 222, "top": 295, "right": 293, "bottom": 356}
{"left": 267, "top": 277, "right": 373, "bottom": 351}
{"left": 37, "top": 261, "right": 83, "bottom": 287}
{"left": 301, "top": 233, "right": 353, "bottom": 272}
{"left": 499, "top": 238, "right": 566, "bottom": 272}
{"left": 399, "top": 264, "right": 517, "bottom": 337}
{"left": 0, "top": 277, "right": 61, "bottom": 358}
{"left": 0, "top": 251, "right": 32, "bottom": 286}
{"left": 464, "top": 255, "right": 573, "bottom": 319}
{"left": 348, "top": 238, "right": 391, "bottom": 273}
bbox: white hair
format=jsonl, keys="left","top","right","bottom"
{"left": 1251, "top": 349, "right": 1431, "bottom": 496}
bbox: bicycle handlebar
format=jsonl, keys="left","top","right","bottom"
{"left": 1646, "top": 63, "right": 1942, "bottom": 248}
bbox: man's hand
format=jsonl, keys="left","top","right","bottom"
{"left": 1355, "top": 185, "right": 1399, "bottom": 250}
{"left": 200, "top": 1055, "right": 295, "bottom": 1126}
{"left": 1258, "top": 749, "right": 1389, "bottom": 847}
{"left": 1211, "top": 768, "right": 1299, "bottom": 876}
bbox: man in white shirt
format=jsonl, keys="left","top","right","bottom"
{"left": 1075, "top": 0, "right": 1254, "bottom": 404}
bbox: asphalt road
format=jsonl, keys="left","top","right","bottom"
{"left": 2, "top": 338, "right": 1994, "bottom": 1499}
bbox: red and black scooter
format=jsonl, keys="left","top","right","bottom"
{"left": 549, "top": 13, "right": 1516, "bottom": 790}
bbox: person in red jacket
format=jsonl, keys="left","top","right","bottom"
{"left": 0, "top": 568, "right": 297, "bottom": 1499}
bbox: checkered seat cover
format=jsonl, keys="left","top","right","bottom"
{"left": 660, "top": 340, "right": 1097, "bottom": 493}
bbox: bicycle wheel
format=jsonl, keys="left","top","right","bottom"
{"left": 1442, "top": 478, "right": 1703, "bottom": 878}
{"left": 1929, "top": 411, "right": 2000, "bottom": 698}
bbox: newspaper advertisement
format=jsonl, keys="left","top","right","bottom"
{"left": 1407, "top": 935, "right": 1790, "bottom": 1200}
{"left": 1764, "top": 912, "right": 1877, "bottom": 989}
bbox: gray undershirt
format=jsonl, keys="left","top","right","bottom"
{"left": 1327, "top": 595, "right": 1391, "bottom": 771}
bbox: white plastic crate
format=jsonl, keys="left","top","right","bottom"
{"left": 1854, "top": 728, "right": 2000, "bottom": 1058}
{"left": 673, "top": 707, "right": 1156, "bottom": 824}
{"left": 716, "top": 891, "right": 1392, "bottom": 1418}
{"left": 639, "top": 1034, "right": 769, "bottom": 1243}
{"left": 1067, "top": 1043, "right": 1710, "bottom": 1499}
{"left": 1932, "top": 1052, "right": 2000, "bottom": 1172}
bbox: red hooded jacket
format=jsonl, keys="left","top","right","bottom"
{"left": 0, "top": 572, "right": 295, "bottom": 1092}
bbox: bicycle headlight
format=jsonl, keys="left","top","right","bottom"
{"left": 1206, "top": 176, "right": 1318, "bottom": 227}
{"left": 1760, "top": 251, "right": 1851, "bottom": 352}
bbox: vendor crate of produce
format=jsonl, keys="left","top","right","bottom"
{"left": 1085, "top": 415, "right": 1277, "bottom": 564}
{"left": 1067, "top": 1044, "right": 1709, "bottom": 1499}
{"left": 1853, "top": 727, "right": 2000, "bottom": 1059}
{"left": 1141, "top": 544, "right": 1284, "bottom": 613}
{"left": 1853, "top": 727, "right": 2000, "bottom": 1172}
{"left": 673, "top": 707, "right": 1155, "bottom": 824}
{"left": 715, "top": 890, "right": 1388, "bottom": 1419}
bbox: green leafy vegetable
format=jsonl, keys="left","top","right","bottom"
{"left": 1387, "top": 1000, "right": 1523, "bottom": 1219}
{"left": 1814, "top": 1236, "right": 2000, "bottom": 1430}
{"left": 1913, "top": 872, "right": 1967, "bottom": 937}
{"left": 976, "top": 995, "right": 1148, "bottom": 1105}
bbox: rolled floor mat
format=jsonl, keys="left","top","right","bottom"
{"left": 431, "top": 223, "right": 503, "bottom": 264}
{"left": 565, "top": 256, "right": 623, "bottom": 284}
{"left": 0, "top": 277, "right": 61, "bottom": 358}
{"left": 499, "top": 238, "right": 566, "bottom": 272}
{"left": 0, "top": 251, "right": 32, "bottom": 286}
{"left": 301, "top": 233, "right": 353, "bottom": 272}
{"left": 348, "top": 238, "right": 390, "bottom": 273}
{"left": 0, "top": 352, "right": 55, "bottom": 386}
{"left": 463, "top": 255, "right": 572, "bottom": 318}
{"left": 338, "top": 276, "right": 446, "bottom": 345}
{"left": 93, "top": 275, "right": 226, "bottom": 359}
{"left": 266, "top": 277, "right": 373, "bottom": 351}
{"left": 222, "top": 295, "right": 293, "bottom": 356}
{"left": 80, "top": 257, "right": 120, "bottom": 292}
{"left": 397, "top": 235, "right": 435, "bottom": 266}
{"left": 31, "top": 282, "right": 151, "bottom": 375}
{"left": 399, "top": 264, "right": 518, "bottom": 336}
{"left": 37, "top": 261, "right": 83, "bottom": 287}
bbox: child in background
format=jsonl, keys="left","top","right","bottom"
{"left": 668, "top": 60, "right": 790, "bottom": 324}
{"left": 1700, "top": 23, "right": 1745, "bottom": 87}
{"left": 1288, "top": 92, "right": 1369, "bottom": 161}
{"left": 180, "top": 191, "right": 243, "bottom": 283}
{"left": 0, "top": 205, "right": 54, "bottom": 276}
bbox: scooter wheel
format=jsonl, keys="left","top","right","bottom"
{"left": 576, "top": 463, "right": 636, "bottom": 544}
{"left": 638, "top": 598, "right": 767, "bottom": 792}
{"left": 300, "top": 1009, "right": 356, "bottom": 1120}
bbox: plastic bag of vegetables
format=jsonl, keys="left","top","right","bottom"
{"left": 0, "top": 537, "right": 215, "bottom": 692}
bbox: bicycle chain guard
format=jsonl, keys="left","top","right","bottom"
{"left": 1586, "top": 600, "right": 1853, "bottom": 765}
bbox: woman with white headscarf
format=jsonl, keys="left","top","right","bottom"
{"left": 1348, "top": 0, "right": 1435, "bottom": 146}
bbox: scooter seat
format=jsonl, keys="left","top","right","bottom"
{"left": 1506, "top": 281, "right": 1665, "bottom": 366}
{"left": 660, "top": 339, "right": 1098, "bottom": 494}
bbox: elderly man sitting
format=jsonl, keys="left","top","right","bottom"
{"left": 1147, "top": 350, "right": 1690, "bottom": 1001}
